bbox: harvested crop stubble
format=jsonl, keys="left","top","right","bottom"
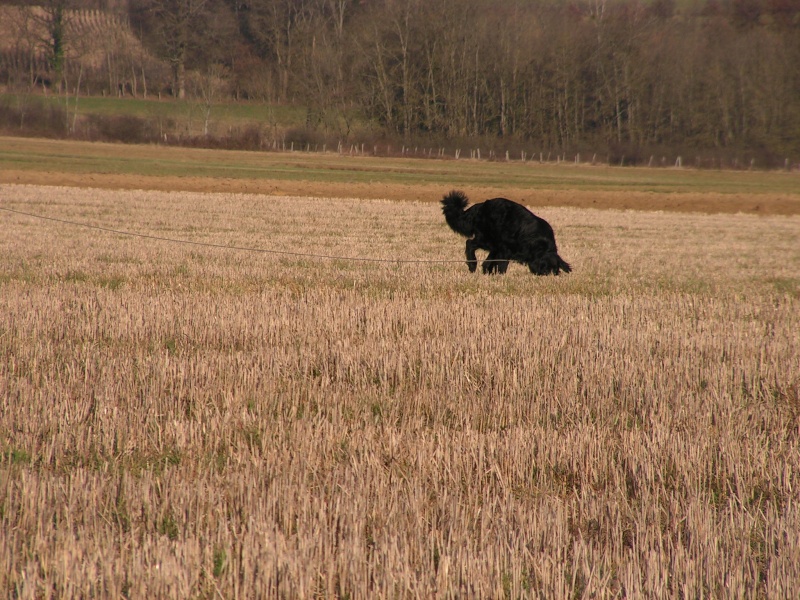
{"left": 1, "top": 184, "right": 799, "bottom": 598}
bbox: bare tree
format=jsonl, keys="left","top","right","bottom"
{"left": 4, "top": 6, "right": 42, "bottom": 128}
{"left": 194, "top": 63, "right": 229, "bottom": 136}
{"left": 237, "top": 0, "right": 314, "bottom": 103}
{"left": 130, "top": 0, "right": 210, "bottom": 98}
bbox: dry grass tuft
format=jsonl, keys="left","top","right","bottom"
{"left": 1, "top": 184, "right": 799, "bottom": 598}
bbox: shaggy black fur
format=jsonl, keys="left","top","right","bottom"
{"left": 441, "top": 190, "right": 572, "bottom": 275}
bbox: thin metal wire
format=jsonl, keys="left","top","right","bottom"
{"left": 1, "top": 205, "right": 492, "bottom": 264}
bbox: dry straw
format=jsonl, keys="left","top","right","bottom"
{"left": 1, "top": 184, "right": 799, "bottom": 598}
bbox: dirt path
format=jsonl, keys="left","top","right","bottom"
{"left": 2, "top": 168, "right": 799, "bottom": 215}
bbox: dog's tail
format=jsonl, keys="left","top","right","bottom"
{"left": 441, "top": 190, "right": 475, "bottom": 237}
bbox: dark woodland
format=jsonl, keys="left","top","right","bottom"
{"left": 1, "top": 0, "right": 799, "bottom": 164}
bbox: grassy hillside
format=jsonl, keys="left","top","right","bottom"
{"left": 10, "top": 93, "right": 306, "bottom": 127}
{"left": 2, "top": 137, "right": 800, "bottom": 216}
{"left": 2, "top": 136, "right": 799, "bottom": 192}
{"left": 0, "top": 92, "right": 311, "bottom": 140}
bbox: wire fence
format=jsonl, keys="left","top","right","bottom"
{"left": 1, "top": 205, "right": 486, "bottom": 265}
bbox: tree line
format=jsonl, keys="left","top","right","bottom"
{"left": 2, "top": 0, "right": 800, "bottom": 165}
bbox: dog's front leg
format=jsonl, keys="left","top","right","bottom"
{"left": 465, "top": 239, "right": 479, "bottom": 273}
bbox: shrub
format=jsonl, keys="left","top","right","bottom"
{"left": 86, "top": 113, "right": 160, "bottom": 144}
{"left": 0, "top": 97, "right": 67, "bottom": 137}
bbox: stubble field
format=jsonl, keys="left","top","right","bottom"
{"left": 1, "top": 182, "right": 799, "bottom": 598}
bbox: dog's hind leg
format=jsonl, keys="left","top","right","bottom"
{"left": 465, "top": 239, "right": 479, "bottom": 272}
{"left": 482, "top": 251, "right": 509, "bottom": 274}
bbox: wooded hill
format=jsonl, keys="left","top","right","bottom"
{"left": 2, "top": 0, "right": 799, "bottom": 165}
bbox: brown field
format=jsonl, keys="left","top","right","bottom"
{"left": 1, "top": 183, "right": 799, "bottom": 598}
{"left": 6, "top": 167, "right": 800, "bottom": 216}
{"left": 2, "top": 136, "right": 799, "bottom": 216}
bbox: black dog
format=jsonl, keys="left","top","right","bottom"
{"left": 441, "top": 190, "right": 571, "bottom": 275}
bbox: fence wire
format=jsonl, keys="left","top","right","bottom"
{"left": 1, "top": 205, "right": 492, "bottom": 265}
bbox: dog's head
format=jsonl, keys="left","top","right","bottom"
{"left": 528, "top": 253, "right": 571, "bottom": 276}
